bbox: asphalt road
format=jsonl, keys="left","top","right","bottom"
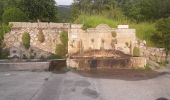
{"left": 0, "top": 70, "right": 170, "bottom": 100}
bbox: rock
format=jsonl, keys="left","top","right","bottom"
{"left": 147, "top": 60, "right": 160, "bottom": 69}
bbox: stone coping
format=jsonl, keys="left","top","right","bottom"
{"left": 0, "top": 59, "right": 66, "bottom": 63}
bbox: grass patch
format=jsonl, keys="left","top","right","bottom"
{"left": 74, "top": 15, "right": 129, "bottom": 29}
{"left": 130, "top": 22, "right": 156, "bottom": 46}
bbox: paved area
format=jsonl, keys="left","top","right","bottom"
{"left": 0, "top": 71, "right": 50, "bottom": 100}
{"left": 0, "top": 70, "right": 170, "bottom": 100}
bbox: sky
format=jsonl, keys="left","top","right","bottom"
{"left": 56, "top": 0, "right": 73, "bottom": 5}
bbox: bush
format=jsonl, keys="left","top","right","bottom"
{"left": 2, "top": 7, "right": 28, "bottom": 23}
{"left": 152, "top": 17, "right": 170, "bottom": 58}
{"left": 133, "top": 47, "right": 140, "bottom": 57}
{"left": 55, "top": 31, "right": 68, "bottom": 58}
{"left": 111, "top": 31, "right": 117, "bottom": 37}
{"left": 37, "top": 29, "right": 45, "bottom": 43}
{"left": 55, "top": 44, "right": 66, "bottom": 58}
{"left": 60, "top": 31, "right": 68, "bottom": 46}
{"left": 22, "top": 32, "right": 30, "bottom": 49}
{"left": 0, "top": 24, "right": 12, "bottom": 39}
{"left": 0, "top": 24, "right": 11, "bottom": 58}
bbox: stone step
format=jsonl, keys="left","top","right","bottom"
{"left": 0, "top": 62, "right": 49, "bottom": 72}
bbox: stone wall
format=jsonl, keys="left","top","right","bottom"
{"left": 130, "top": 57, "right": 147, "bottom": 68}
{"left": 140, "top": 47, "right": 166, "bottom": 63}
{"left": 67, "top": 57, "right": 146, "bottom": 70}
{"left": 68, "top": 24, "right": 136, "bottom": 55}
{"left": 4, "top": 22, "right": 70, "bottom": 59}
{"left": 9, "top": 22, "right": 70, "bottom": 29}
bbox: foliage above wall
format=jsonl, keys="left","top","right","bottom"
{"left": 22, "top": 32, "right": 30, "bottom": 49}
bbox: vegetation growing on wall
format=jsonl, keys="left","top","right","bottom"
{"left": 0, "top": 24, "right": 11, "bottom": 59}
{"left": 37, "top": 29, "right": 45, "bottom": 43}
{"left": 55, "top": 31, "right": 68, "bottom": 58}
{"left": 22, "top": 32, "right": 30, "bottom": 49}
{"left": 112, "top": 31, "right": 117, "bottom": 38}
{"left": 133, "top": 47, "right": 140, "bottom": 57}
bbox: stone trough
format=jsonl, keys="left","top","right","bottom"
{"left": 67, "top": 50, "right": 146, "bottom": 70}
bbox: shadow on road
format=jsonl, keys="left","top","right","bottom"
{"left": 73, "top": 69, "right": 170, "bottom": 81}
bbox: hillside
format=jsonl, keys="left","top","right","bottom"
{"left": 58, "top": 5, "right": 71, "bottom": 22}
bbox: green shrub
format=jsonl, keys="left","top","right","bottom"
{"left": 133, "top": 47, "right": 140, "bottom": 57}
{"left": 55, "top": 44, "right": 66, "bottom": 58}
{"left": 0, "top": 24, "right": 11, "bottom": 59}
{"left": 60, "top": 31, "right": 68, "bottom": 47}
{"left": 37, "top": 29, "right": 45, "bottom": 43}
{"left": 111, "top": 31, "right": 117, "bottom": 37}
{"left": 22, "top": 32, "right": 30, "bottom": 49}
{"left": 0, "top": 24, "right": 12, "bottom": 39}
{"left": 55, "top": 31, "right": 68, "bottom": 58}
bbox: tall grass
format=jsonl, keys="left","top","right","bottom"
{"left": 74, "top": 15, "right": 156, "bottom": 46}
{"left": 74, "top": 15, "right": 129, "bottom": 29}
{"left": 130, "top": 23, "right": 156, "bottom": 46}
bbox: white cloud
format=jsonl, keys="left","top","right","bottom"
{"left": 56, "top": 0, "right": 73, "bottom": 5}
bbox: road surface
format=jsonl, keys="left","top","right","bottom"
{"left": 0, "top": 70, "right": 170, "bottom": 100}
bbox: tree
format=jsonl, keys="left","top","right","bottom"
{"left": 0, "top": 1, "right": 4, "bottom": 22}
{"left": 72, "top": 0, "right": 116, "bottom": 15}
{"left": 20, "top": 0, "right": 58, "bottom": 22}
{"left": 152, "top": 17, "right": 170, "bottom": 59}
{"left": 2, "top": 7, "right": 28, "bottom": 23}
{"left": 121, "top": 0, "right": 170, "bottom": 22}
{"left": 71, "top": 3, "right": 80, "bottom": 21}
{"left": 140, "top": 0, "right": 170, "bottom": 20}
{"left": 22, "top": 32, "right": 30, "bottom": 49}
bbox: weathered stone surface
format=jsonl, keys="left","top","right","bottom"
{"left": 67, "top": 57, "right": 146, "bottom": 69}
{"left": 130, "top": 57, "right": 147, "bottom": 68}
{"left": 141, "top": 47, "right": 166, "bottom": 63}
{"left": 68, "top": 24, "right": 136, "bottom": 55}
{"left": 4, "top": 22, "right": 70, "bottom": 59}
